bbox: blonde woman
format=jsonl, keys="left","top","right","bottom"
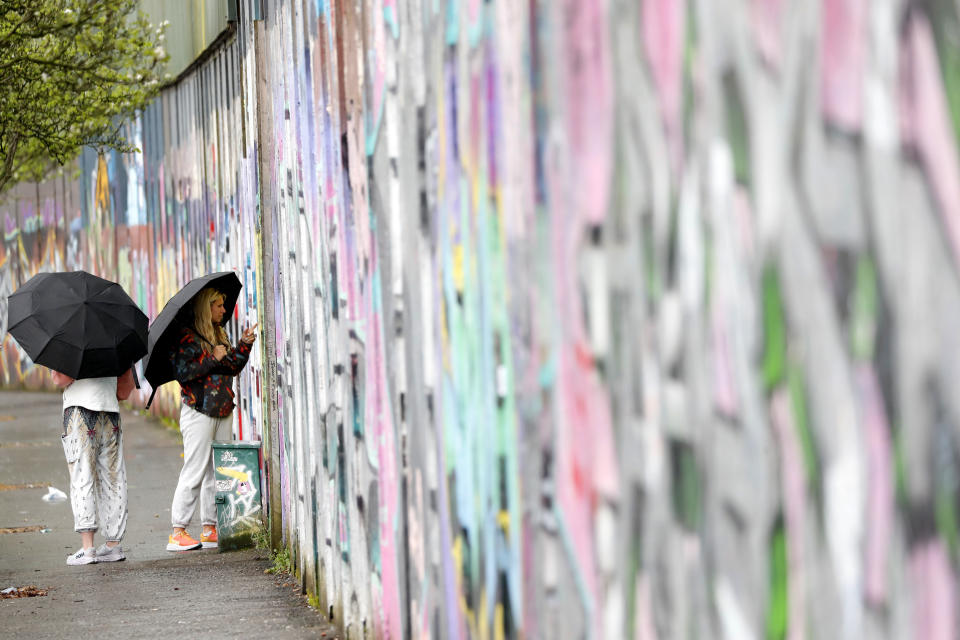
{"left": 166, "top": 287, "right": 257, "bottom": 551}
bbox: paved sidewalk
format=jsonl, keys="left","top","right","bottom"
{"left": 0, "top": 390, "right": 334, "bottom": 639}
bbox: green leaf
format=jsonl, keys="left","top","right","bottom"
{"left": 0, "top": 0, "right": 168, "bottom": 192}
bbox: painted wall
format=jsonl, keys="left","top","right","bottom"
{"left": 0, "top": 34, "right": 264, "bottom": 436}
{"left": 2, "top": 0, "right": 960, "bottom": 638}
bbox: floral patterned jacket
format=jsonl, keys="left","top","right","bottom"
{"left": 170, "top": 327, "right": 251, "bottom": 417}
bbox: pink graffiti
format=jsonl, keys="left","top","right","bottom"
{"left": 365, "top": 252, "right": 403, "bottom": 639}
{"left": 899, "top": 13, "right": 960, "bottom": 270}
{"left": 564, "top": 0, "right": 614, "bottom": 225}
{"left": 642, "top": 0, "right": 685, "bottom": 174}
{"left": 467, "top": 0, "right": 482, "bottom": 28}
{"left": 820, "top": 0, "right": 866, "bottom": 130}
{"left": 910, "top": 540, "right": 957, "bottom": 640}
{"left": 548, "top": 10, "right": 620, "bottom": 621}
{"left": 366, "top": 0, "right": 386, "bottom": 151}
{"left": 635, "top": 574, "right": 659, "bottom": 640}
{"left": 856, "top": 365, "right": 893, "bottom": 606}
{"left": 711, "top": 307, "right": 738, "bottom": 418}
{"left": 770, "top": 390, "right": 807, "bottom": 640}
{"left": 556, "top": 343, "right": 618, "bottom": 634}
{"left": 750, "top": 0, "right": 785, "bottom": 68}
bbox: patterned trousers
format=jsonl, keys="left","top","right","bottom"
{"left": 61, "top": 406, "right": 128, "bottom": 541}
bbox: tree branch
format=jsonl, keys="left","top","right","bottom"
{"left": 0, "top": 131, "right": 21, "bottom": 193}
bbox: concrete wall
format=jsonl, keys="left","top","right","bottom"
{"left": 2, "top": 0, "right": 960, "bottom": 638}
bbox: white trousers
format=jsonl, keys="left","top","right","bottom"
{"left": 170, "top": 404, "right": 231, "bottom": 528}
{"left": 62, "top": 407, "right": 127, "bottom": 541}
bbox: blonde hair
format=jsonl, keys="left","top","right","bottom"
{"left": 192, "top": 287, "right": 229, "bottom": 346}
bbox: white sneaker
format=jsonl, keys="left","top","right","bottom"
{"left": 66, "top": 547, "right": 97, "bottom": 566}
{"left": 95, "top": 543, "right": 125, "bottom": 562}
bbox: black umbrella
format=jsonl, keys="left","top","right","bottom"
{"left": 142, "top": 271, "right": 242, "bottom": 408}
{"left": 6, "top": 271, "right": 148, "bottom": 379}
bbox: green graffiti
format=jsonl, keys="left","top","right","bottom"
{"left": 849, "top": 256, "right": 878, "bottom": 361}
{"left": 766, "top": 521, "right": 788, "bottom": 640}
{"left": 625, "top": 487, "right": 645, "bottom": 640}
{"left": 723, "top": 71, "right": 751, "bottom": 187}
{"left": 683, "top": 2, "right": 698, "bottom": 146}
{"left": 930, "top": 0, "right": 960, "bottom": 144}
{"left": 643, "top": 216, "right": 661, "bottom": 303}
{"left": 788, "top": 364, "right": 820, "bottom": 490}
{"left": 893, "top": 423, "right": 909, "bottom": 506}
{"left": 704, "top": 226, "right": 714, "bottom": 307}
{"left": 671, "top": 442, "right": 701, "bottom": 532}
{"left": 761, "top": 267, "right": 787, "bottom": 391}
{"left": 935, "top": 488, "right": 959, "bottom": 561}
{"left": 934, "top": 419, "right": 960, "bottom": 560}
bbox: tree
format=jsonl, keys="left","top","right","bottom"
{"left": 0, "top": 0, "right": 168, "bottom": 193}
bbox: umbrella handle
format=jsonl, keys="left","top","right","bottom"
{"left": 131, "top": 366, "right": 140, "bottom": 389}
{"left": 146, "top": 387, "right": 157, "bottom": 410}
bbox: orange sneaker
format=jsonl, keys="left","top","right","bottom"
{"left": 166, "top": 530, "right": 201, "bottom": 551}
{"left": 201, "top": 527, "right": 218, "bottom": 549}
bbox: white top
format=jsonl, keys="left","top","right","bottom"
{"left": 62, "top": 377, "right": 119, "bottom": 413}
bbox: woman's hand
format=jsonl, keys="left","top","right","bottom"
{"left": 50, "top": 370, "right": 75, "bottom": 389}
{"left": 213, "top": 345, "right": 228, "bottom": 361}
{"left": 241, "top": 323, "right": 258, "bottom": 345}
{"left": 116, "top": 368, "right": 135, "bottom": 401}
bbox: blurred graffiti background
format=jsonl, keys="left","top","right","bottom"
{"left": 1, "top": 0, "right": 959, "bottom": 638}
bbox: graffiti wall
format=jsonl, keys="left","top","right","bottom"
{"left": 0, "top": 34, "right": 265, "bottom": 437}
{"left": 2, "top": 0, "right": 960, "bottom": 638}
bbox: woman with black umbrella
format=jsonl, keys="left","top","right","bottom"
{"left": 52, "top": 367, "right": 136, "bottom": 564}
{"left": 6, "top": 270, "right": 149, "bottom": 566}
{"left": 166, "top": 287, "right": 257, "bottom": 551}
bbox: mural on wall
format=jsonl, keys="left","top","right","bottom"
{"left": 0, "top": 39, "right": 265, "bottom": 439}
{"left": 2, "top": 0, "right": 960, "bottom": 638}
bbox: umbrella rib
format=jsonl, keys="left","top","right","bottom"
{"left": 89, "top": 305, "right": 144, "bottom": 333}
{"left": 6, "top": 301, "right": 82, "bottom": 331}
{"left": 29, "top": 303, "right": 87, "bottom": 372}
{"left": 30, "top": 304, "right": 88, "bottom": 354}
{"left": 89, "top": 298, "right": 138, "bottom": 307}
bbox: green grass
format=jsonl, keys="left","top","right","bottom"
{"left": 266, "top": 547, "right": 292, "bottom": 575}
{"left": 253, "top": 522, "right": 293, "bottom": 576}
{"left": 265, "top": 547, "right": 292, "bottom": 575}
{"left": 252, "top": 522, "right": 270, "bottom": 552}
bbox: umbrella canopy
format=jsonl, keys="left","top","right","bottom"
{"left": 142, "top": 271, "right": 242, "bottom": 407}
{"left": 6, "top": 271, "right": 148, "bottom": 379}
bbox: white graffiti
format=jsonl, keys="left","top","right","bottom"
{"left": 215, "top": 463, "right": 262, "bottom": 531}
